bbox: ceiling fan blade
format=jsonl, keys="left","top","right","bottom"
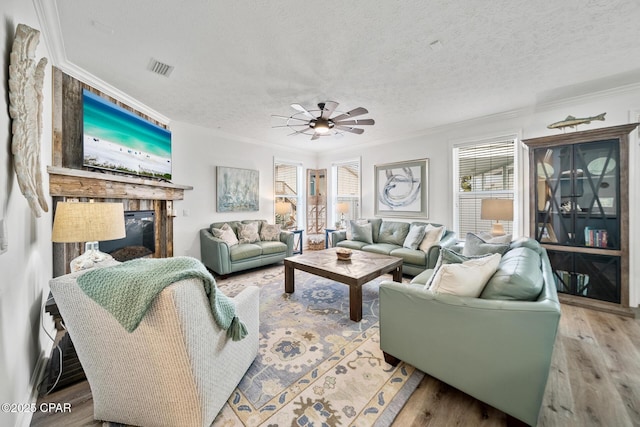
{"left": 271, "top": 115, "right": 309, "bottom": 122}
{"left": 311, "top": 133, "right": 321, "bottom": 141}
{"left": 331, "top": 107, "right": 368, "bottom": 122}
{"left": 335, "top": 126, "right": 365, "bottom": 134}
{"left": 291, "top": 103, "right": 316, "bottom": 119}
{"left": 333, "top": 119, "right": 375, "bottom": 126}
{"left": 272, "top": 124, "right": 308, "bottom": 128}
{"left": 320, "top": 101, "right": 339, "bottom": 119}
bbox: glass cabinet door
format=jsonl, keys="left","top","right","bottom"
{"left": 533, "top": 139, "right": 619, "bottom": 249}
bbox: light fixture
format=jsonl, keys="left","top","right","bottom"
{"left": 481, "top": 199, "right": 513, "bottom": 236}
{"left": 275, "top": 201, "right": 292, "bottom": 228}
{"left": 312, "top": 119, "right": 331, "bottom": 134}
{"left": 337, "top": 202, "right": 349, "bottom": 229}
{"left": 52, "top": 201, "right": 126, "bottom": 272}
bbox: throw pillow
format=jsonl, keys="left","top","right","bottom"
{"left": 346, "top": 219, "right": 368, "bottom": 240}
{"left": 462, "top": 233, "right": 509, "bottom": 257}
{"left": 429, "top": 253, "right": 502, "bottom": 297}
{"left": 236, "top": 222, "right": 260, "bottom": 244}
{"left": 403, "top": 224, "right": 427, "bottom": 250}
{"left": 260, "top": 223, "right": 281, "bottom": 242}
{"left": 351, "top": 222, "right": 373, "bottom": 244}
{"left": 476, "top": 231, "right": 513, "bottom": 244}
{"left": 425, "top": 247, "right": 494, "bottom": 289}
{"left": 211, "top": 223, "right": 239, "bottom": 246}
{"left": 418, "top": 224, "right": 446, "bottom": 252}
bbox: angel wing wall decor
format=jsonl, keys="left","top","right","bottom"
{"left": 8, "top": 23, "right": 49, "bottom": 217}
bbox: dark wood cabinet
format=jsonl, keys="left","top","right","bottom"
{"left": 523, "top": 123, "right": 638, "bottom": 315}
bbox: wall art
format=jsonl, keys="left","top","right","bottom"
{"left": 217, "top": 166, "right": 259, "bottom": 212}
{"left": 8, "top": 23, "right": 49, "bottom": 217}
{"left": 375, "top": 159, "right": 428, "bottom": 218}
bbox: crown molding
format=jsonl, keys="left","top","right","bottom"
{"left": 32, "top": 0, "right": 171, "bottom": 124}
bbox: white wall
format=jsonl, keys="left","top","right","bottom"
{"left": 319, "top": 85, "right": 640, "bottom": 307}
{"left": 0, "top": 3, "right": 56, "bottom": 427}
{"left": 169, "top": 122, "right": 317, "bottom": 258}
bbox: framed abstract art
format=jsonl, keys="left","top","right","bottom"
{"left": 374, "top": 159, "right": 429, "bottom": 218}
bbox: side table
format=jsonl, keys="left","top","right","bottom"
{"left": 291, "top": 229, "right": 303, "bottom": 254}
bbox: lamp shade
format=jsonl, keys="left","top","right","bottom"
{"left": 480, "top": 199, "right": 514, "bottom": 221}
{"left": 275, "top": 201, "right": 291, "bottom": 215}
{"left": 336, "top": 202, "right": 349, "bottom": 214}
{"left": 52, "top": 202, "right": 126, "bottom": 243}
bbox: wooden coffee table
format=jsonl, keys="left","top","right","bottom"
{"left": 284, "top": 248, "right": 403, "bottom": 321}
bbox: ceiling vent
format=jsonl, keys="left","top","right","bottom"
{"left": 148, "top": 58, "right": 174, "bottom": 77}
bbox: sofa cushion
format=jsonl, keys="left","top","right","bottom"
{"left": 429, "top": 253, "right": 502, "bottom": 297}
{"left": 418, "top": 224, "right": 445, "bottom": 252}
{"left": 352, "top": 222, "right": 374, "bottom": 244}
{"left": 462, "top": 233, "right": 509, "bottom": 257}
{"left": 210, "top": 223, "right": 239, "bottom": 246}
{"left": 480, "top": 247, "right": 544, "bottom": 301}
{"left": 369, "top": 218, "right": 383, "bottom": 242}
{"left": 363, "top": 243, "right": 401, "bottom": 255}
{"left": 237, "top": 222, "right": 261, "bottom": 244}
{"left": 336, "top": 240, "right": 368, "bottom": 250}
{"left": 403, "top": 224, "right": 427, "bottom": 250}
{"left": 259, "top": 223, "right": 281, "bottom": 241}
{"left": 509, "top": 237, "right": 543, "bottom": 254}
{"left": 230, "top": 243, "right": 262, "bottom": 261}
{"left": 428, "top": 248, "right": 496, "bottom": 288}
{"left": 256, "top": 241, "right": 287, "bottom": 255}
{"left": 476, "top": 231, "right": 513, "bottom": 244}
{"left": 390, "top": 247, "right": 427, "bottom": 266}
{"left": 378, "top": 221, "right": 410, "bottom": 246}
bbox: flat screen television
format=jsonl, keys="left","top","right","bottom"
{"left": 82, "top": 89, "right": 172, "bottom": 180}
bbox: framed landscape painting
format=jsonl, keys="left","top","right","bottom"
{"left": 216, "top": 166, "right": 259, "bottom": 212}
{"left": 375, "top": 159, "right": 429, "bottom": 218}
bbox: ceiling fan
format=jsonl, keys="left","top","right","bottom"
{"left": 272, "top": 101, "right": 375, "bottom": 140}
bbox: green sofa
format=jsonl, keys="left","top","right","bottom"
{"left": 199, "top": 220, "right": 294, "bottom": 276}
{"left": 330, "top": 219, "right": 457, "bottom": 276}
{"left": 379, "top": 238, "right": 561, "bottom": 426}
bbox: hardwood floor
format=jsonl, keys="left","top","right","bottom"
{"left": 31, "top": 304, "right": 640, "bottom": 427}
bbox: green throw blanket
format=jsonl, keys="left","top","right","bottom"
{"left": 77, "top": 256, "right": 248, "bottom": 341}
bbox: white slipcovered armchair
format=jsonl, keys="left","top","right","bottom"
{"left": 49, "top": 270, "right": 259, "bottom": 427}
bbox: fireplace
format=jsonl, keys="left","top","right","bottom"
{"left": 99, "top": 210, "right": 156, "bottom": 261}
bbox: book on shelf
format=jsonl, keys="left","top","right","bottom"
{"left": 584, "top": 226, "right": 608, "bottom": 248}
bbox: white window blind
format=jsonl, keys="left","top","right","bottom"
{"left": 454, "top": 139, "right": 516, "bottom": 236}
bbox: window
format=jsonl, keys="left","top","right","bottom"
{"left": 453, "top": 137, "right": 517, "bottom": 237}
{"left": 332, "top": 159, "right": 361, "bottom": 228}
{"left": 274, "top": 160, "right": 302, "bottom": 230}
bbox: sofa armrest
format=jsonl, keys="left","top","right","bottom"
{"left": 330, "top": 230, "right": 346, "bottom": 247}
{"left": 280, "top": 231, "right": 294, "bottom": 256}
{"left": 379, "top": 279, "right": 560, "bottom": 425}
{"left": 199, "top": 228, "right": 232, "bottom": 275}
{"left": 423, "top": 231, "right": 457, "bottom": 269}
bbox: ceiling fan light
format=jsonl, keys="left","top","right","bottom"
{"left": 314, "top": 122, "right": 330, "bottom": 134}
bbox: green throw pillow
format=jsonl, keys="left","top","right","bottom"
{"left": 462, "top": 233, "right": 509, "bottom": 257}
{"left": 351, "top": 222, "right": 373, "bottom": 244}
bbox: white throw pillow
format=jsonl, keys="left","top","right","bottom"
{"left": 211, "top": 223, "right": 239, "bottom": 246}
{"left": 429, "top": 253, "right": 501, "bottom": 297}
{"left": 418, "top": 224, "right": 445, "bottom": 252}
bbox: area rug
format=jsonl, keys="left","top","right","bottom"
{"left": 213, "top": 265, "right": 423, "bottom": 427}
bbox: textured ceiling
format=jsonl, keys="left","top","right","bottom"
{"left": 46, "top": 0, "right": 640, "bottom": 152}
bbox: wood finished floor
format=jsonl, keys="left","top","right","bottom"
{"left": 30, "top": 304, "right": 640, "bottom": 427}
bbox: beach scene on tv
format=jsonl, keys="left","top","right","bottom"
{"left": 82, "top": 89, "right": 172, "bottom": 180}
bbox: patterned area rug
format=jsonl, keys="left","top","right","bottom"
{"left": 213, "top": 264, "right": 423, "bottom": 427}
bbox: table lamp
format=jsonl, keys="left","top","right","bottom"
{"left": 52, "top": 201, "right": 126, "bottom": 272}
{"left": 481, "top": 199, "right": 513, "bottom": 235}
{"left": 336, "top": 202, "right": 349, "bottom": 229}
{"left": 275, "top": 201, "right": 291, "bottom": 227}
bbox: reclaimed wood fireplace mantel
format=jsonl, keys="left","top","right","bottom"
{"left": 49, "top": 167, "right": 193, "bottom": 277}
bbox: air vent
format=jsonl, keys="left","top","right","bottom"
{"left": 148, "top": 58, "right": 174, "bottom": 77}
